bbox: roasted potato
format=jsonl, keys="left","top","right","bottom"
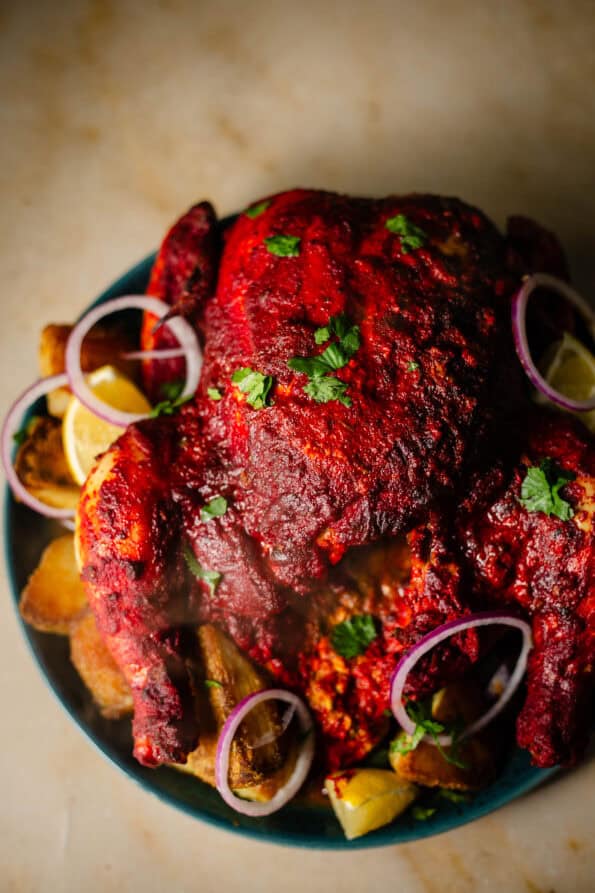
{"left": 69, "top": 611, "right": 133, "bottom": 719}
{"left": 388, "top": 681, "right": 500, "bottom": 791}
{"left": 14, "top": 416, "right": 80, "bottom": 510}
{"left": 19, "top": 534, "right": 87, "bottom": 633}
{"left": 39, "top": 323, "right": 137, "bottom": 417}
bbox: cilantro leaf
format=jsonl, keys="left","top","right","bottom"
{"left": 407, "top": 361, "right": 420, "bottom": 372}
{"left": 330, "top": 615, "right": 378, "bottom": 659}
{"left": 149, "top": 393, "right": 193, "bottom": 418}
{"left": 200, "top": 496, "right": 228, "bottom": 523}
{"left": 245, "top": 200, "right": 270, "bottom": 219}
{"left": 314, "top": 313, "right": 351, "bottom": 344}
{"left": 438, "top": 789, "right": 470, "bottom": 805}
{"left": 232, "top": 367, "right": 274, "bottom": 409}
{"left": 207, "top": 387, "right": 222, "bottom": 401}
{"left": 183, "top": 545, "right": 222, "bottom": 595}
{"left": 304, "top": 376, "right": 352, "bottom": 407}
{"left": 519, "top": 458, "right": 575, "bottom": 520}
{"left": 392, "top": 700, "right": 468, "bottom": 769}
{"left": 159, "top": 379, "right": 184, "bottom": 401}
{"left": 385, "top": 214, "right": 427, "bottom": 254}
{"left": 204, "top": 679, "right": 223, "bottom": 689}
{"left": 264, "top": 235, "right": 301, "bottom": 257}
{"left": 411, "top": 805, "right": 437, "bottom": 821}
{"left": 287, "top": 355, "right": 332, "bottom": 378}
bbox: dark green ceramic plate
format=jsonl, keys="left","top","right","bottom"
{"left": 4, "top": 252, "right": 558, "bottom": 849}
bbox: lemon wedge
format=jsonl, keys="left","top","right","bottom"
{"left": 325, "top": 768, "right": 418, "bottom": 840}
{"left": 62, "top": 365, "right": 151, "bottom": 485}
{"left": 539, "top": 332, "right": 595, "bottom": 432}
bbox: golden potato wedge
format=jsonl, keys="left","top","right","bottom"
{"left": 70, "top": 611, "right": 133, "bottom": 719}
{"left": 39, "top": 323, "right": 138, "bottom": 417}
{"left": 389, "top": 682, "right": 500, "bottom": 791}
{"left": 20, "top": 534, "right": 87, "bottom": 633}
{"left": 14, "top": 416, "right": 80, "bottom": 510}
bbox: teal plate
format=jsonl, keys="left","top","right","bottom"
{"left": 4, "top": 250, "right": 559, "bottom": 849}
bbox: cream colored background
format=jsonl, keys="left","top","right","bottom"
{"left": 1, "top": 1, "right": 595, "bottom": 891}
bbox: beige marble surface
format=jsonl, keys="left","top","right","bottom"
{"left": 1, "top": 1, "right": 595, "bottom": 890}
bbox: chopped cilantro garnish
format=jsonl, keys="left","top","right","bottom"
{"left": 207, "top": 386, "right": 222, "bottom": 401}
{"left": 149, "top": 393, "right": 193, "bottom": 418}
{"left": 204, "top": 679, "right": 223, "bottom": 689}
{"left": 438, "top": 789, "right": 470, "bottom": 805}
{"left": 264, "top": 234, "right": 301, "bottom": 257}
{"left": 159, "top": 379, "right": 184, "bottom": 401}
{"left": 200, "top": 496, "right": 228, "bottom": 523}
{"left": 232, "top": 367, "right": 274, "bottom": 409}
{"left": 288, "top": 313, "right": 360, "bottom": 407}
{"left": 183, "top": 545, "right": 222, "bottom": 595}
{"left": 245, "top": 200, "right": 270, "bottom": 219}
{"left": 330, "top": 614, "right": 378, "bottom": 659}
{"left": 519, "top": 458, "right": 575, "bottom": 520}
{"left": 411, "top": 805, "right": 437, "bottom": 821}
{"left": 391, "top": 700, "right": 468, "bottom": 769}
{"left": 407, "top": 361, "right": 420, "bottom": 372}
{"left": 304, "top": 376, "right": 352, "bottom": 407}
{"left": 385, "top": 214, "right": 427, "bottom": 254}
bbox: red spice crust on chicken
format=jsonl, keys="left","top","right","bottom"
{"left": 76, "top": 189, "right": 594, "bottom": 772}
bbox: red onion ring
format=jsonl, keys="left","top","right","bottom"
{"left": 2, "top": 374, "right": 75, "bottom": 520}
{"left": 215, "top": 688, "right": 315, "bottom": 817}
{"left": 65, "top": 296, "right": 202, "bottom": 427}
{"left": 512, "top": 273, "right": 595, "bottom": 412}
{"left": 122, "top": 348, "right": 187, "bottom": 361}
{"left": 390, "top": 612, "right": 532, "bottom": 747}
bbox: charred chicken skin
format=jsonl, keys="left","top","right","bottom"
{"left": 76, "top": 189, "right": 594, "bottom": 771}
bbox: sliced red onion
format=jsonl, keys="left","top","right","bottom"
{"left": 512, "top": 273, "right": 595, "bottom": 412}
{"left": 122, "top": 347, "right": 187, "bottom": 361}
{"left": 65, "top": 295, "right": 202, "bottom": 427}
{"left": 390, "top": 612, "right": 532, "bottom": 747}
{"left": 245, "top": 703, "right": 296, "bottom": 750}
{"left": 2, "top": 374, "right": 75, "bottom": 520}
{"left": 215, "top": 688, "right": 315, "bottom": 817}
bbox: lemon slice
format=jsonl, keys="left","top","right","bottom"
{"left": 63, "top": 365, "right": 151, "bottom": 485}
{"left": 539, "top": 332, "right": 595, "bottom": 432}
{"left": 325, "top": 768, "right": 418, "bottom": 840}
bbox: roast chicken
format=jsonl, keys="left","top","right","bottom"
{"left": 76, "top": 189, "right": 594, "bottom": 771}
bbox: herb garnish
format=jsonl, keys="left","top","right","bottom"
{"left": 330, "top": 615, "right": 378, "bottom": 659}
{"left": 204, "top": 679, "right": 223, "bottom": 689}
{"left": 519, "top": 458, "right": 575, "bottom": 520}
{"left": 207, "top": 387, "right": 222, "bottom": 401}
{"left": 245, "top": 200, "right": 270, "bottom": 219}
{"left": 411, "top": 805, "right": 437, "bottom": 821}
{"left": 390, "top": 700, "right": 468, "bottom": 769}
{"left": 407, "top": 361, "right": 420, "bottom": 372}
{"left": 287, "top": 313, "right": 360, "bottom": 406}
{"left": 159, "top": 380, "right": 184, "bottom": 401}
{"left": 385, "top": 214, "right": 427, "bottom": 254}
{"left": 183, "top": 545, "right": 222, "bottom": 595}
{"left": 200, "top": 496, "right": 228, "bottom": 523}
{"left": 232, "top": 367, "right": 274, "bottom": 409}
{"left": 264, "top": 235, "right": 301, "bottom": 257}
{"left": 149, "top": 393, "right": 193, "bottom": 418}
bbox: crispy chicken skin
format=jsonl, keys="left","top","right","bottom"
{"left": 76, "top": 189, "right": 594, "bottom": 769}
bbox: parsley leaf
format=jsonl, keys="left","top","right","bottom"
{"left": 159, "top": 379, "right": 184, "bottom": 401}
{"left": 411, "top": 805, "right": 437, "bottom": 821}
{"left": 407, "top": 361, "right": 420, "bottom": 372}
{"left": 183, "top": 545, "right": 222, "bottom": 595}
{"left": 207, "top": 387, "right": 222, "bottom": 401}
{"left": 264, "top": 234, "right": 301, "bottom": 257}
{"left": 519, "top": 458, "right": 575, "bottom": 520}
{"left": 398, "top": 700, "right": 468, "bottom": 769}
{"left": 287, "top": 355, "right": 331, "bottom": 378}
{"left": 149, "top": 393, "right": 193, "bottom": 418}
{"left": 245, "top": 200, "right": 270, "bottom": 219}
{"left": 204, "top": 679, "right": 223, "bottom": 689}
{"left": 330, "top": 615, "right": 378, "bottom": 659}
{"left": 314, "top": 313, "right": 351, "bottom": 345}
{"left": 200, "top": 496, "right": 228, "bottom": 523}
{"left": 232, "top": 367, "right": 274, "bottom": 409}
{"left": 304, "top": 376, "right": 352, "bottom": 407}
{"left": 390, "top": 727, "right": 426, "bottom": 756}
{"left": 385, "top": 214, "right": 427, "bottom": 254}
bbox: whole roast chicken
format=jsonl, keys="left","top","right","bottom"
{"left": 76, "top": 190, "right": 595, "bottom": 771}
